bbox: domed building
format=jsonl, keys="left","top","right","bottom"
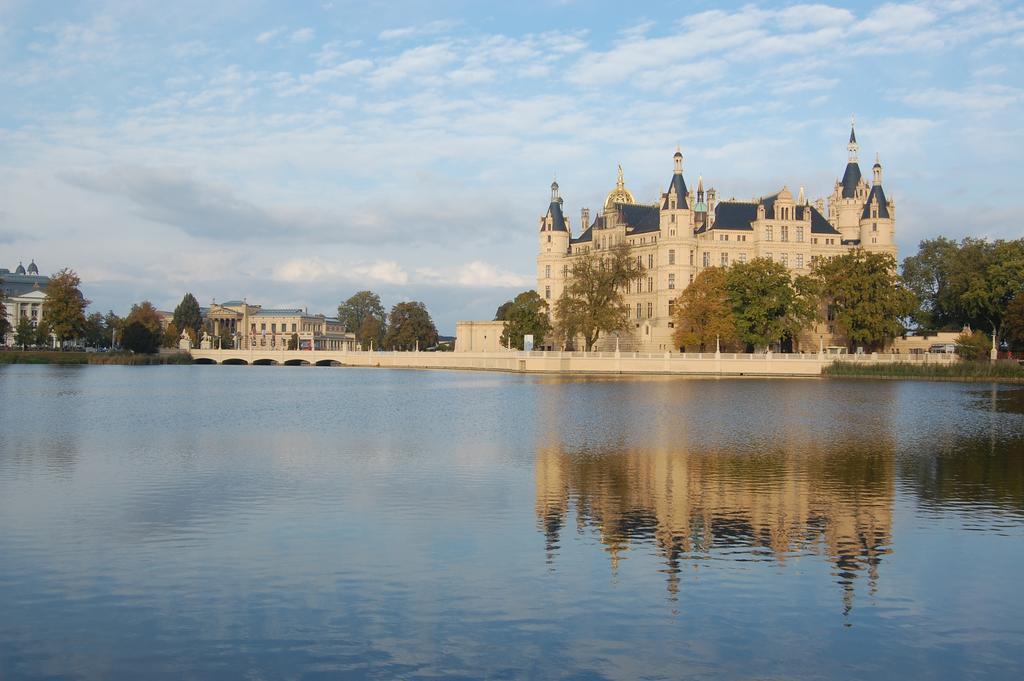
{"left": 1, "top": 260, "right": 51, "bottom": 346}
{"left": 535, "top": 123, "right": 897, "bottom": 352}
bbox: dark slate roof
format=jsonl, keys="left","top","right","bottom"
{"left": 850, "top": 126, "right": 857, "bottom": 144}
{"left": 842, "top": 238, "right": 861, "bottom": 246}
{"left": 661, "top": 173, "right": 689, "bottom": 209}
{"left": 702, "top": 202, "right": 757, "bottom": 233}
{"left": 841, "top": 162, "right": 862, "bottom": 198}
{"left": 0, "top": 272, "right": 50, "bottom": 297}
{"left": 861, "top": 185, "right": 890, "bottom": 219}
{"left": 697, "top": 200, "right": 841, "bottom": 236}
{"left": 805, "top": 205, "right": 841, "bottom": 234}
{"left": 570, "top": 224, "right": 593, "bottom": 244}
{"left": 547, "top": 200, "right": 567, "bottom": 232}
{"left": 619, "top": 203, "right": 660, "bottom": 234}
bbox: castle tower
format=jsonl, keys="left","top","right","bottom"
{"left": 660, "top": 147, "right": 693, "bottom": 236}
{"left": 859, "top": 154, "right": 896, "bottom": 256}
{"left": 537, "top": 179, "right": 571, "bottom": 311}
{"left": 830, "top": 119, "right": 871, "bottom": 242}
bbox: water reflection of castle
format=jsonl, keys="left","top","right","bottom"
{"left": 535, "top": 443, "right": 894, "bottom": 614}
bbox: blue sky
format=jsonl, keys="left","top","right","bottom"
{"left": 1, "top": 1, "right": 1022, "bottom": 333}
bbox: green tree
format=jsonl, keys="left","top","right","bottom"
{"left": 955, "top": 330, "right": 991, "bottom": 361}
{"left": 338, "top": 291, "right": 387, "bottom": 348}
{"left": 724, "top": 258, "right": 819, "bottom": 351}
{"left": 172, "top": 293, "right": 203, "bottom": 340}
{"left": 104, "top": 311, "right": 123, "bottom": 348}
{"left": 121, "top": 302, "right": 164, "bottom": 354}
{"left": 499, "top": 290, "right": 551, "bottom": 350}
{"left": 14, "top": 317, "right": 34, "bottom": 349}
{"left": 1004, "top": 292, "right": 1024, "bottom": 352}
{"left": 287, "top": 333, "right": 299, "bottom": 350}
{"left": 44, "top": 268, "right": 90, "bottom": 347}
{"left": 813, "top": 249, "right": 917, "bottom": 351}
{"left": 672, "top": 267, "right": 740, "bottom": 352}
{"left": 82, "top": 312, "right": 107, "bottom": 348}
{"left": 902, "top": 237, "right": 960, "bottom": 330}
{"left": 121, "top": 321, "right": 160, "bottom": 354}
{"left": 552, "top": 243, "right": 644, "bottom": 351}
{"left": 382, "top": 301, "right": 438, "bottom": 350}
{"left": 494, "top": 300, "right": 514, "bottom": 321}
{"left": 0, "top": 278, "right": 9, "bottom": 340}
{"left": 34, "top": 319, "right": 52, "bottom": 348}
{"left": 902, "top": 238, "right": 1024, "bottom": 345}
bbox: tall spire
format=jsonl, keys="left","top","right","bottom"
{"left": 550, "top": 178, "right": 559, "bottom": 203}
{"left": 673, "top": 146, "right": 683, "bottom": 174}
{"left": 848, "top": 114, "right": 859, "bottom": 162}
{"left": 697, "top": 175, "right": 704, "bottom": 201}
{"left": 872, "top": 153, "right": 882, "bottom": 186}
{"left": 616, "top": 163, "right": 625, "bottom": 189}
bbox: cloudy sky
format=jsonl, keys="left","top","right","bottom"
{"left": 1, "top": 1, "right": 1022, "bottom": 333}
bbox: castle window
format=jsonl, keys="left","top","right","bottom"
{"left": 811, "top": 237, "right": 818, "bottom": 245}
{"left": 780, "top": 253, "right": 789, "bottom": 267}
{"left": 669, "top": 249, "right": 676, "bottom": 265}
{"left": 626, "top": 279, "right": 631, "bottom": 294}
{"left": 545, "top": 286, "right": 550, "bottom": 300}
{"left": 720, "top": 252, "right": 728, "bottom": 266}
{"left": 765, "top": 226, "right": 774, "bottom": 241}
{"left": 545, "top": 265, "right": 550, "bottom": 278}
{"left": 689, "top": 273, "right": 694, "bottom": 283}
{"left": 648, "top": 254, "right": 654, "bottom": 268}
{"left": 637, "top": 255, "right": 642, "bottom": 268}
{"left": 796, "top": 254, "right": 804, "bottom": 269}
{"left": 689, "top": 250, "right": 695, "bottom": 266}
{"left": 648, "top": 276, "right": 654, "bottom": 291}
{"left": 562, "top": 265, "right": 568, "bottom": 277}
{"left": 547, "top": 235, "right": 551, "bottom": 243}
{"left": 739, "top": 253, "right": 747, "bottom": 264}
{"left": 780, "top": 225, "right": 789, "bottom": 242}
{"left": 636, "top": 303, "right": 642, "bottom": 320}
{"left": 668, "top": 299, "right": 676, "bottom": 316}
{"left": 872, "top": 222, "right": 878, "bottom": 232}
{"left": 703, "top": 252, "right": 710, "bottom": 267}
{"left": 671, "top": 214, "right": 676, "bottom": 223}
{"left": 668, "top": 273, "right": 676, "bottom": 290}
{"left": 647, "top": 302, "right": 653, "bottom": 318}
{"left": 796, "top": 227, "right": 804, "bottom": 243}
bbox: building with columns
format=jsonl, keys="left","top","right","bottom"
{"left": 536, "top": 124, "right": 897, "bottom": 352}
{"left": 1, "top": 260, "right": 49, "bottom": 346}
{"left": 203, "top": 300, "right": 357, "bottom": 351}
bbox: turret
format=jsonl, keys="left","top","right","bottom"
{"left": 537, "top": 179, "right": 571, "bottom": 308}
{"left": 660, "top": 147, "right": 693, "bottom": 235}
{"left": 831, "top": 118, "right": 869, "bottom": 242}
{"left": 859, "top": 154, "right": 895, "bottom": 254}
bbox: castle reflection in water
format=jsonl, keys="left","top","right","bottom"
{"left": 535, "top": 441, "right": 894, "bottom": 614}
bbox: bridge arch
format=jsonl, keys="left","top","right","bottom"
{"left": 252, "top": 358, "right": 279, "bottom": 366}
{"left": 315, "top": 359, "right": 342, "bottom": 367}
{"left": 193, "top": 357, "right": 217, "bottom": 365}
{"left": 283, "top": 359, "right": 311, "bottom": 366}
{"left": 222, "top": 358, "right": 249, "bottom": 365}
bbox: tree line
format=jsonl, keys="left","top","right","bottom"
{"left": 336, "top": 291, "right": 440, "bottom": 350}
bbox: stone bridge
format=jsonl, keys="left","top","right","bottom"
{"left": 189, "top": 348, "right": 957, "bottom": 377}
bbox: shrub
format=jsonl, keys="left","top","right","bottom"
{"left": 955, "top": 330, "right": 991, "bottom": 361}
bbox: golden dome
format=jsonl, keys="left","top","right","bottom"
{"left": 604, "top": 164, "right": 636, "bottom": 211}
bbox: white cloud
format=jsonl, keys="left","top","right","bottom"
{"left": 290, "top": 27, "right": 315, "bottom": 44}
{"left": 416, "top": 262, "right": 531, "bottom": 288}
{"left": 256, "top": 27, "right": 286, "bottom": 44}
{"left": 378, "top": 19, "right": 458, "bottom": 41}
{"left": 273, "top": 258, "right": 409, "bottom": 285}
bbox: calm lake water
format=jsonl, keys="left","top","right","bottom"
{"left": 1, "top": 365, "right": 1023, "bottom": 680}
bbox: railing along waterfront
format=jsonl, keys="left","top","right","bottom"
{"left": 191, "top": 345, "right": 960, "bottom": 376}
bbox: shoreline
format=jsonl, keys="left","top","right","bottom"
{"left": 0, "top": 350, "right": 192, "bottom": 366}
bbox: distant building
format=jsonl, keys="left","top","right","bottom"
{"left": 203, "top": 300, "right": 357, "bottom": 350}
{"left": 1, "top": 260, "right": 49, "bottom": 345}
{"left": 454, "top": 321, "right": 508, "bottom": 352}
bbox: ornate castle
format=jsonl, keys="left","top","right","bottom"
{"left": 536, "top": 123, "right": 896, "bottom": 351}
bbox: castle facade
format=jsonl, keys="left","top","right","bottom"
{"left": 536, "top": 124, "right": 896, "bottom": 352}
